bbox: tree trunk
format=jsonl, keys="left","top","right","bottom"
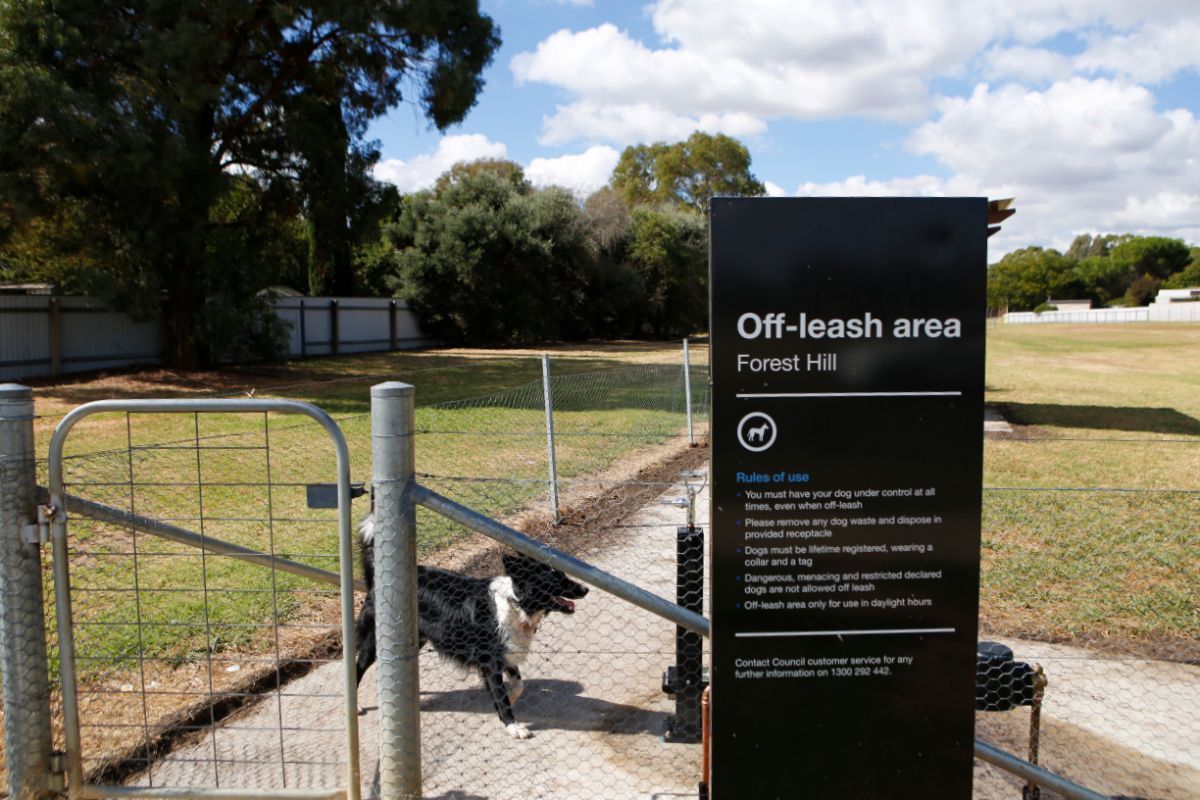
{"left": 164, "top": 288, "right": 201, "bottom": 369}
{"left": 303, "top": 92, "right": 354, "bottom": 297}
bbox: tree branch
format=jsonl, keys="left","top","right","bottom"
{"left": 214, "top": 27, "right": 343, "bottom": 163}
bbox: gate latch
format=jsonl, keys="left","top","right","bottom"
{"left": 20, "top": 504, "right": 59, "bottom": 545}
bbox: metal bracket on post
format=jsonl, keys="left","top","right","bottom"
{"left": 20, "top": 504, "right": 58, "bottom": 545}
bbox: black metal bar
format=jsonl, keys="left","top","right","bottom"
{"left": 664, "top": 524, "right": 706, "bottom": 743}
{"left": 389, "top": 300, "right": 398, "bottom": 350}
{"left": 330, "top": 299, "right": 339, "bottom": 356}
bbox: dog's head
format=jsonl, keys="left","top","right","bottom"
{"left": 501, "top": 553, "right": 589, "bottom": 616}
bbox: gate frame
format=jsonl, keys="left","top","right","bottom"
{"left": 45, "top": 398, "right": 362, "bottom": 800}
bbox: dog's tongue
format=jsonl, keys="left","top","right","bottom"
{"left": 559, "top": 598, "right": 576, "bottom": 612}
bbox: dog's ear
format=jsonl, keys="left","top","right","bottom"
{"left": 501, "top": 553, "right": 527, "bottom": 576}
{"left": 503, "top": 553, "right": 549, "bottom": 585}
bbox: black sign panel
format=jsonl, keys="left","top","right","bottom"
{"left": 709, "top": 197, "right": 986, "bottom": 799}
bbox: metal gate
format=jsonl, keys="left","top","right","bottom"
{"left": 43, "top": 399, "right": 362, "bottom": 800}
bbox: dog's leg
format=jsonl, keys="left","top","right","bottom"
{"left": 354, "top": 598, "right": 376, "bottom": 687}
{"left": 504, "top": 665, "right": 524, "bottom": 705}
{"left": 482, "top": 664, "right": 531, "bottom": 739}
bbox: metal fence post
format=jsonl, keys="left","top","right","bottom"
{"left": 0, "top": 384, "right": 56, "bottom": 799}
{"left": 331, "top": 299, "right": 341, "bottom": 356}
{"left": 49, "top": 298, "right": 63, "bottom": 377}
{"left": 542, "top": 354, "right": 561, "bottom": 523}
{"left": 371, "top": 382, "right": 422, "bottom": 799}
{"left": 683, "top": 338, "right": 695, "bottom": 446}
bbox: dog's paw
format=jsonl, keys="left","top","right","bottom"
{"left": 506, "top": 722, "right": 533, "bottom": 740}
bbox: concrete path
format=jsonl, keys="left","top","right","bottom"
{"left": 123, "top": 462, "right": 1197, "bottom": 799}
{"left": 130, "top": 473, "right": 709, "bottom": 799}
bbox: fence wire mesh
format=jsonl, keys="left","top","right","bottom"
{"left": 2, "top": 353, "right": 1196, "bottom": 799}
{"left": 971, "top": 428, "right": 1198, "bottom": 800}
{"left": 376, "top": 473, "right": 709, "bottom": 800}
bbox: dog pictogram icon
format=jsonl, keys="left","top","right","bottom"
{"left": 737, "top": 412, "right": 777, "bottom": 452}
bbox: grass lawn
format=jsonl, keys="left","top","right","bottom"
{"left": 2, "top": 327, "right": 1196, "bottom": 792}
{"left": 981, "top": 324, "right": 1199, "bottom": 651}
{"left": 28, "top": 342, "right": 706, "bottom": 681}
{"left": 15, "top": 327, "right": 1200, "bottom": 683}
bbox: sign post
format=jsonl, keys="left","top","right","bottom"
{"left": 709, "top": 197, "right": 986, "bottom": 798}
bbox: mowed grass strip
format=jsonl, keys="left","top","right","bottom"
{"left": 34, "top": 344, "right": 703, "bottom": 680}
{"left": 983, "top": 324, "right": 1199, "bottom": 652}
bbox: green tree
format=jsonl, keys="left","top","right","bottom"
{"left": 1073, "top": 255, "right": 1134, "bottom": 306}
{"left": 626, "top": 206, "right": 708, "bottom": 335}
{"left": 1162, "top": 249, "right": 1200, "bottom": 289}
{"left": 387, "top": 168, "right": 594, "bottom": 343}
{"left": 1064, "top": 233, "right": 1128, "bottom": 261}
{"left": 1123, "top": 273, "right": 1163, "bottom": 306}
{"left": 0, "top": 0, "right": 499, "bottom": 366}
{"left": 434, "top": 158, "right": 531, "bottom": 196}
{"left": 986, "top": 247, "right": 1079, "bottom": 311}
{"left": 1107, "top": 236, "right": 1192, "bottom": 280}
{"left": 611, "top": 132, "right": 766, "bottom": 213}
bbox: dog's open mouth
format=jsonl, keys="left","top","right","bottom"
{"left": 555, "top": 597, "right": 577, "bottom": 614}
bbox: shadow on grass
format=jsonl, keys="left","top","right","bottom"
{"left": 999, "top": 402, "right": 1200, "bottom": 435}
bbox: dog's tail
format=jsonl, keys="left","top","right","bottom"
{"left": 357, "top": 514, "right": 376, "bottom": 592}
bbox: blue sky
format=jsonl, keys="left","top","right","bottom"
{"left": 368, "top": 1, "right": 1200, "bottom": 258}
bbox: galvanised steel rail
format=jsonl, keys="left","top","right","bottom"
{"left": 40, "top": 488, "right": 366, "bottom": 593}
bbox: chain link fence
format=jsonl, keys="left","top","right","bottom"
{"left": 2, "top": 350, "right": 1197, "bottom": 799}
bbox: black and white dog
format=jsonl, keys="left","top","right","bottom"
{"left": 354, "top": 516, "right": 589, "bottom": 739}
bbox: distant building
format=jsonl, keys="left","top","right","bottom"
{"left": 1154, "top": 288, "right": 1200, "bottom": 304}
{"left": 1047, "top": 298, "right": 1091, "bottom": 311}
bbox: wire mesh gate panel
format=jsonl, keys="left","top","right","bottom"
{"left": 44, "top": 399, "right": 361, "bottom": 799}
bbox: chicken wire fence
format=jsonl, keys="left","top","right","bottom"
{"left": 0, "top": 356, "right": 710, "bottom": 798}
{"left": 1, "top": 364, "right": 1196, "bottom": 800}
{"left": 971, "top": 450, "right": 1199, "bottom": 800}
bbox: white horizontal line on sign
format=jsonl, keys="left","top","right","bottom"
{"left": 735, "top": 628, "right": 956, "bottom": 638}
{"left": 736, "top": 391, "right": 962, "bottom": 399}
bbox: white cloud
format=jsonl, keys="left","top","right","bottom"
{"left": 981, "top": 46, "right": 1073, "bottom": 84}
{"left": 539, "top": 102, "right": 767, "bottom": 146}
{"left": 763, "top": 181, "right": 789, "bottom": 198}
{"left": 512, "top": 1, "right": 1200, "bottom": 150}
{"left": 1075, "top": 20, "right": 1200, "bottom": 84}
{"left": 905, "top": 79, "right": 1200, "bottom": 252}
{"left": 788, "top": 76, "right": 1200, "bottom": 255}
{"left": 527, "top": 146, "right": 620, "bottom": 197}
{"left": 373, "top": 134, "right": 508, "bottom": 193}
{"left": 796, "top": 174, "right": 955, "bottom": 198}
